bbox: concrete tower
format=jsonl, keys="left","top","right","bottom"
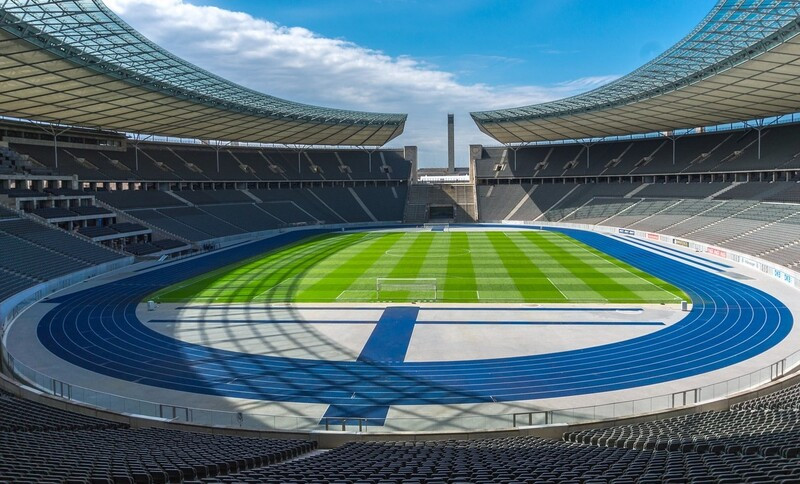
{"left": 447, "top": 113, "right": 455, "bottom": 173}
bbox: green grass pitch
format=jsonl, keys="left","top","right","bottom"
{"left": 150, "top": 231, "right": 688, "bottom": 304}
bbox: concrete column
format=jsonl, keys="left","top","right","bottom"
{"left": 447, "top": 114, "right": 455, "bottom": 173}
{"left": 404, "top": 146, "right": 418, "bottom": 183}
{"left": 469, "top": 145, "right": 482, "bottom": 185}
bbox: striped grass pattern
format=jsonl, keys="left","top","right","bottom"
{"left": 150, "top": 231, "right": 687, "bottom": 304}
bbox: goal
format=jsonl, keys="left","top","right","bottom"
{"left": 376, "top": 278, "right": 438, "bottom": 301}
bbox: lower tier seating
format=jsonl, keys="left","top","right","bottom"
{"left": 0, "top": 388, "right": 315, "bottom": 483}
{"left": 5, "top": 377, "right": 800, "bottom": 482}
{"left": 478, "top": 182, "right": 800, "bottom": 268}
{"left": 108, "top": 186, "right": 406, "bottom": 242}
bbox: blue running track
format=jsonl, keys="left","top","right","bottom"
{"left": 36, "top": 226, "right": 792, "bottom": 422}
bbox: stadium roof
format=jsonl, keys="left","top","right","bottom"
{"left": 0, "top": 0, "right": 406, "bottom": 146}
{"left": 471, "top": 0, "right": 800, "bottom": 144}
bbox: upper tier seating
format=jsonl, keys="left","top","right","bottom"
{"left": 10, "top": 142, "right": 411, "bottom": 182}
{"left": 174, "top": 190, "right": 252, "bottom": 205}
{"left": 94, "top": 190, "right": 184, "bottom": 209}
{"left": 107, "top": 222, "right": 148, "bottom": 234}
{"left": 77, "top": 226, "right": 117, "bottom": 238}
{"left": 475, "top": 122, "right": 800, "bottom": 179}
{"left": 70, "top": 205, "right": 113, "bottom": 216}
{"left": 352, "top": 185, "right": 407, "bottom": 221}
{"left": 0, "top": 146, "right": 32, "bottom": 174}
{"left": 28, "top": 207, "right": 79, "bottom": 219}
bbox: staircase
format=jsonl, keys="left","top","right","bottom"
{"left": 403, "top": 183, "right": 477, "bottom": 223}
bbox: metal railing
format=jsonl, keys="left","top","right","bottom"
{"left": 4, "top": 344, "right": 799, "bottom": 433}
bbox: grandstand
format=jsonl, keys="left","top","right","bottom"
{"left": 2, "top": 371, "right": 800, "bottom": 482}
{"left": 4, "top": 0, "right": 800, "bottom": 482}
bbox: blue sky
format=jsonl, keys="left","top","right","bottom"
{"left": 205, "top": 0, "right": 713, "bottom": 86}
{"left": 108, "top": 0, "right": 716, "bottom": 166}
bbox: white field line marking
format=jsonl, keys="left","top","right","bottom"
{"left": 339, "top": 233, "right": 418, "bottom": 298}
{"left": 480, "top": 233, "right": 525, "bottom": 300}
{"left": 515, "top": 233, "right": 609, "bottom": 303}
{"left": 336, "top": 289, "right": 372, "bottom": 301}
{"left": 546, "top": 275, "right": 568, "bottom": 300}
{"left": 253, "top": 275, "right": 303, "bottom": 299}
{"left": 559, "top": 234, "right": 682, "bottom": 301}
{"left": 503, "top": 232, "right": 570, "bottom": 301}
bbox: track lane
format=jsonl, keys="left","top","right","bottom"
{"left": 32, "top": 227, "right": 793, "bottom": 410}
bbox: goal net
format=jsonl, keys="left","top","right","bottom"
{"left": 376, "top": 278, "right": 438, "bottom": 301}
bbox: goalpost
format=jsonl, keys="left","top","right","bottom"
{"left": 376, "top": 278, "right": 438, "bottom": 301}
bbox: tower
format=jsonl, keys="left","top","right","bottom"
{"left": 447, "top": 113, "right": 455, "bottom": 173}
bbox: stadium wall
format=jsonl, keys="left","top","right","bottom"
{"left": 0, "top": 255, "right": 133, "bottom": 334}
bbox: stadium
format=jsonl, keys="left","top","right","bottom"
{"left": 2, "top": 0, "right": 800, "bottom": 482}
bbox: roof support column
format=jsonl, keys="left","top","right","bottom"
{"left": 746, "top": 119, "right": 766, "bottom": 161}
{"left": 582, "top": 142, "right": 596, "bottom": 169}
{"left": 359, "top": 146, "right": 378, "bottom": 173}
{"left": 212, "top": 140, "right": 232, "bottom": 174}
{"left": 758, "top": 127, "right": 762, "bottom": 160}
{"left": 37, "top": 123, "right": 71, "bottom": 170}
{"left": 504, "top": 145, "right": 520, "bottom": 172}
{"left": 666, "top": 132, "right": 685, "bottom": 166}
{"left": 672, "top": 135, "right": 676, "bottom": 165}
{"left": 290, "top": 144, "right": 311, "bottom": 175}
{"left": 131, "top": 133, "right": 153, "bottom": 172}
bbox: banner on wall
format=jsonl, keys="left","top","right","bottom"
{"left": 647, "top": 233, "right": 659, "bottom": 241}
{"left": 740, "top": 256, "right": 758, "bottom": 269}
{"left": 673, "top": 238, "right": 690, "bottom": 248}
{"left": 619, "top": 229, "right": 635, "bottom": 236}
{"left": 707, "top": 247, "right": 727, "bottom": 258}
{"left": 773, "top": 268, "right": 795, "bottom": 285}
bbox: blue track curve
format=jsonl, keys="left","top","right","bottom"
{"left": 35, "top": 227, "right": 793, "bottom": 415}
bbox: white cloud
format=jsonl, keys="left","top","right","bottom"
{"left": 105, "top": 0, "right": 617, "bottom": 167}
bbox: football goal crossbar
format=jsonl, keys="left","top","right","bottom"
{"left": 376, "top": 278, "right": 438, "bottom": 300}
